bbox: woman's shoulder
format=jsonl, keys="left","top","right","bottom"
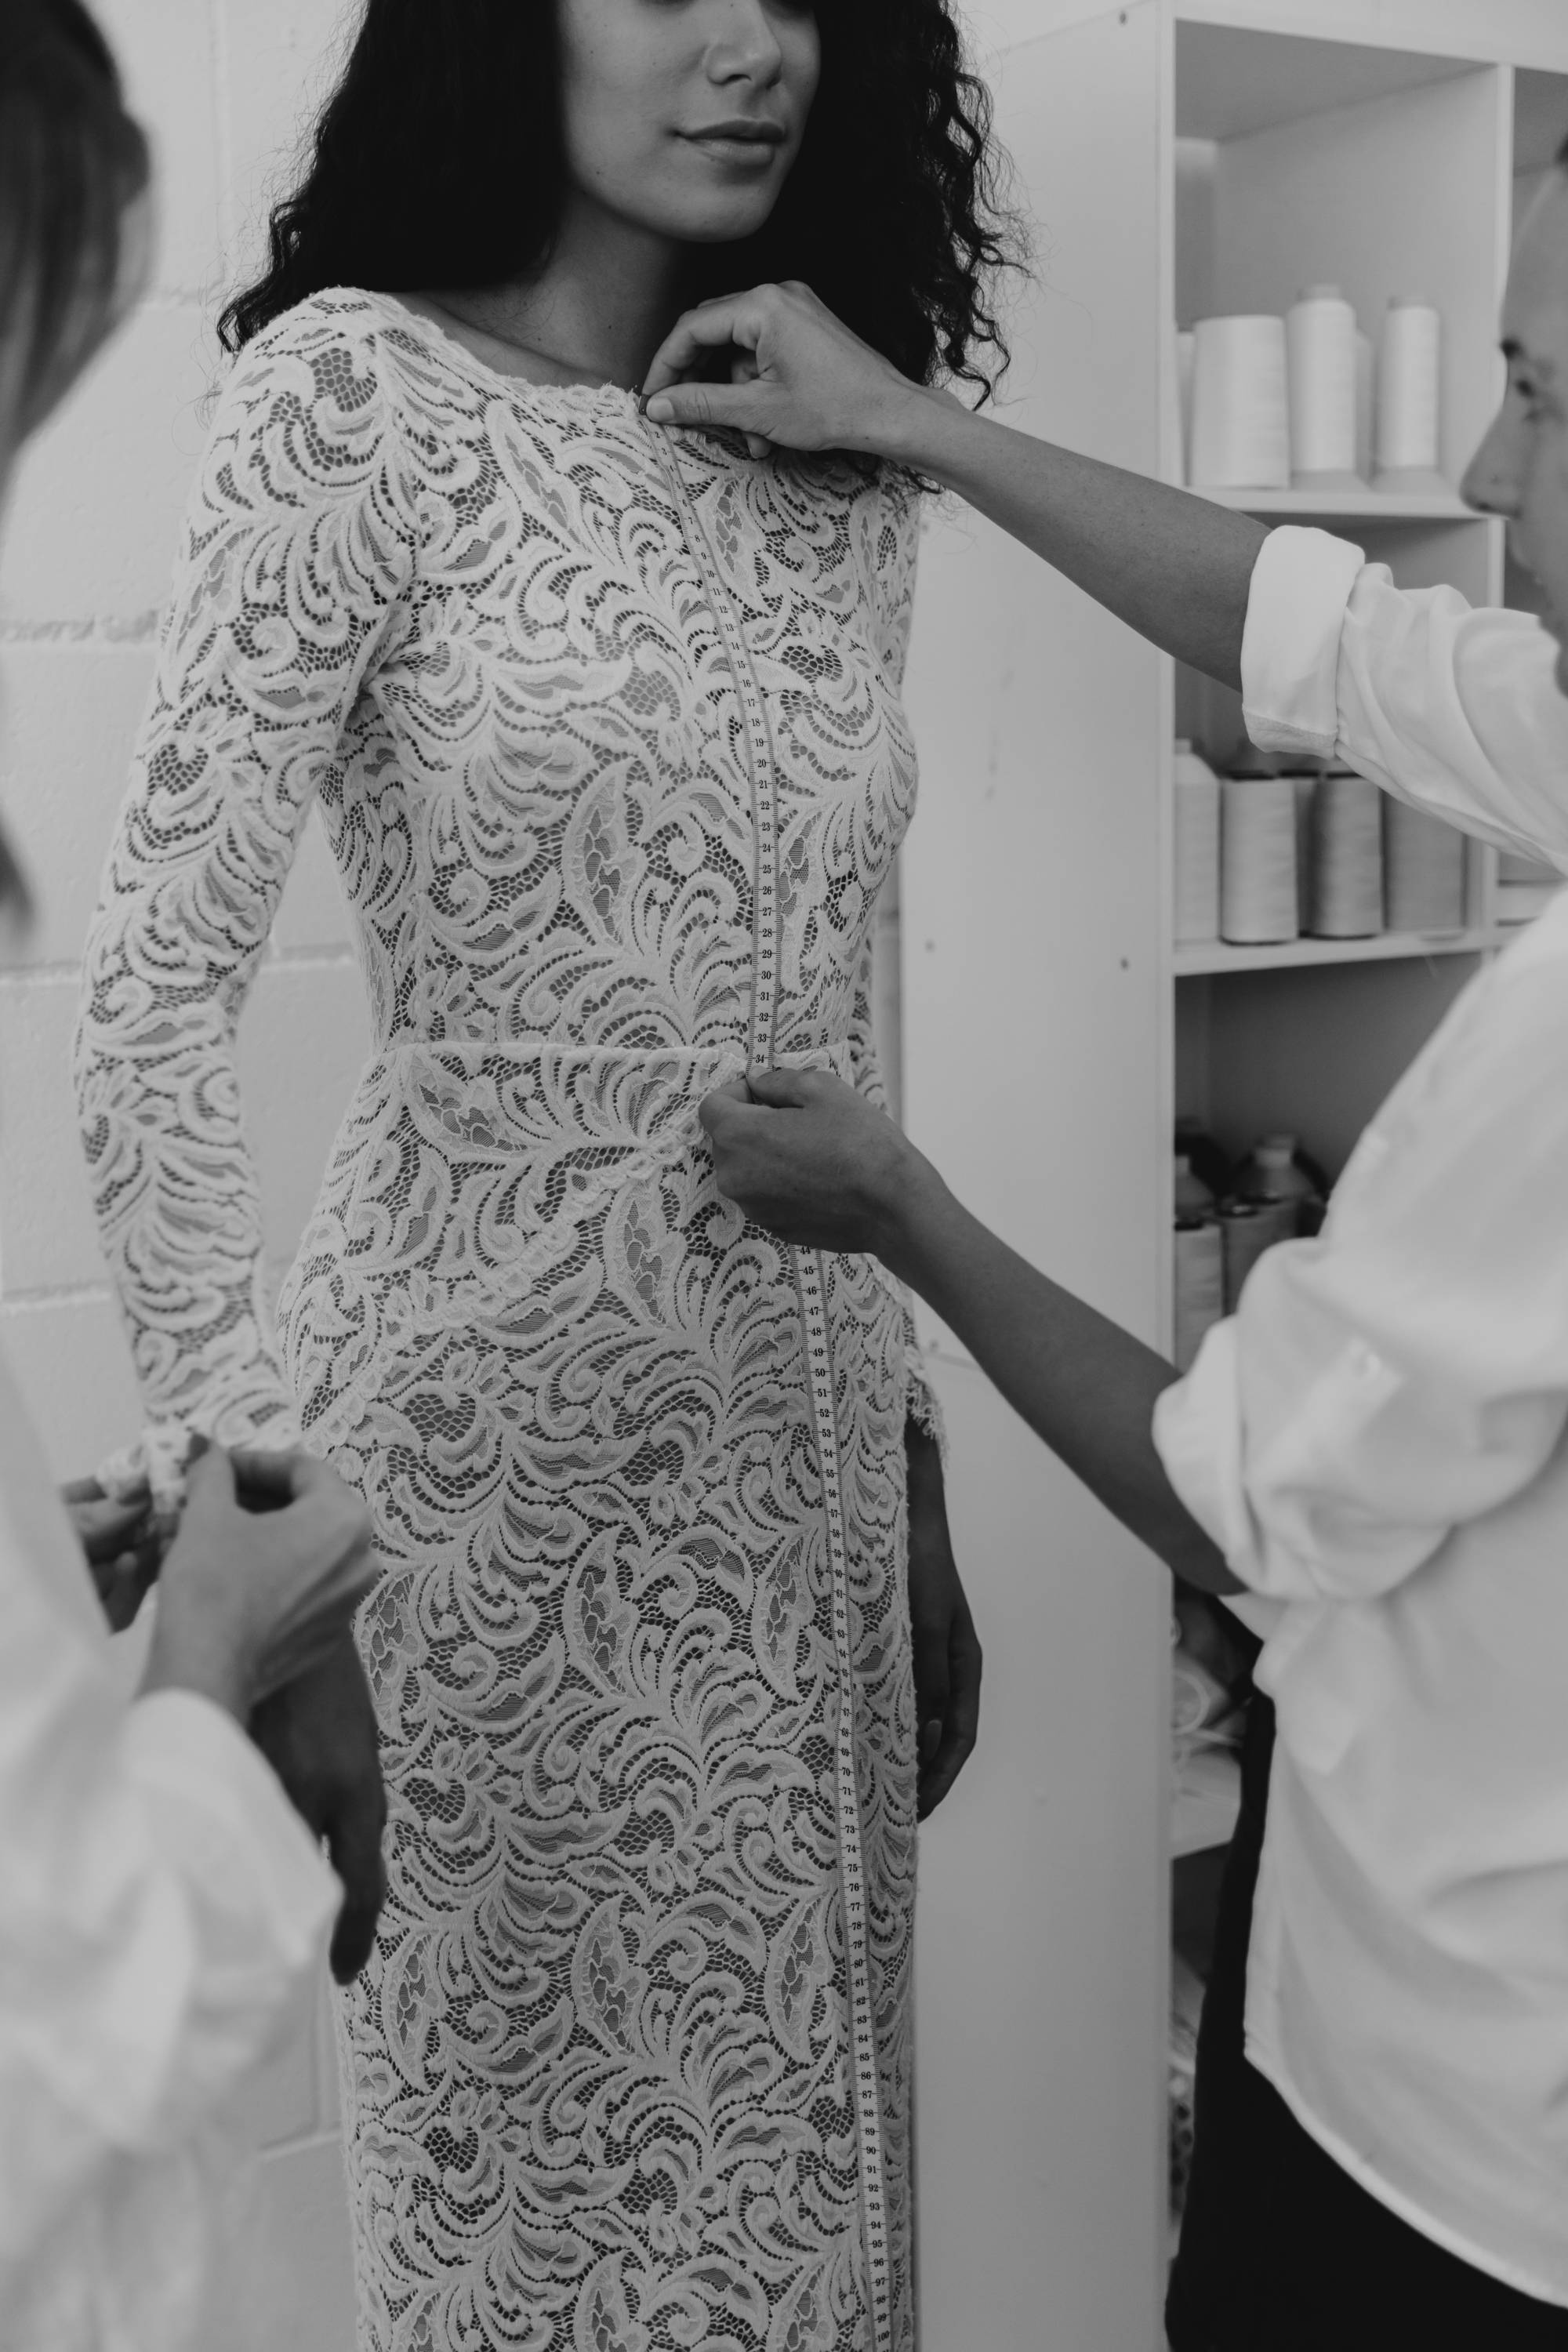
{"left": 872, "top": 459, "right": 924, "bottom": 540}
{"left": 209, "top": 291, "right": 416, "bottom": 514}
{"left": 234, "top": 285, "right": 391, "bottom": 375}
{"left": 770, "top": 447, "right": 922, "bottom": 530}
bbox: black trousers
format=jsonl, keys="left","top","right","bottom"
{"left": 1165, "top": 1695, "right": 1568, "bottom": 2352}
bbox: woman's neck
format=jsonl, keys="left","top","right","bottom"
{"left": 423, "top": 192, "right": 688, "bottom": 392}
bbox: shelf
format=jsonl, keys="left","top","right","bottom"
{"left": 1174, "top": 927, "right": 1494, "bottom": 977}
{"left": 1191, "top": 486, "right": 1475, "bottom": 523}
{"left": 1171, "top": 1748, "right": 1243, "bottom": 1861}
{"left": 1173, "top": 21, "right": 1477, "bottom": 147}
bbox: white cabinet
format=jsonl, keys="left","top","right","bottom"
{"left": 902, "top": 6, "right": 1568, "bottom": 2343}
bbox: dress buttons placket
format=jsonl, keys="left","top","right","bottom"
{"left": 646, "top": 418, "right": 896, "bottom": 2352}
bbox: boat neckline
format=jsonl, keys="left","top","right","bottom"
{"left": 352, "top": 287, "right": 647, "bottom": 412}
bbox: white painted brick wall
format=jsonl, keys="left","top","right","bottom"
{"left": 0, "top": 5, "right": 361, "bottom": 2344}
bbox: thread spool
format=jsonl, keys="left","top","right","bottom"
{"left": 1174, "top": 739, "right": 1220, "bottom": 946}
{"left": 1375, "top": 298, "right": 1445, "bottom": 494}
{"left": 1173, "top": 1220, "right": 1224, "bottom": 1372}
{"left": 1287, "top": 285, "right": 1363, "bottom": 492}
{"left": 1219, "top": 1200, "right": 1294, "bottom": 1313}
{"left": 1384, "top": 799, "right": 1465, "bottom": 932}
{"left": 1281, "top": 764, "right": 1320, "bottom": 929}
{"left": 1355, "top": 330, "right": 1375, "bottom": 485}
{"left": 1308, "top": 767, "right": 1383, "bottom": 937}
{"left": 1189, "top": 315, "right": 1290, "bottom": 491}
{"left": 1221, "top": 774, "right": 1298, "bottom": 944}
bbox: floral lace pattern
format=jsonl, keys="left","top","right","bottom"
{"left": 76, "top": 292, "right": 928, "bottom": 2352}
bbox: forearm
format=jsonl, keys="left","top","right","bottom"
{"left": 879, "top": 387, "right": 1266, "bottom": 693}
{"left": 75, "top": 996, "right": 301, "bottom": 1443}
{"left": 879, "top": 1165, "right": 1239, "bottom": 1593}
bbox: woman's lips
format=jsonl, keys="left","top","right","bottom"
{"left": 681, "top": 122, "right": 786, "bottom": 165}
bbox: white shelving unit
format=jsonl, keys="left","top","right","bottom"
{"left": 1195, "top": 486, "right": 1477, "bottom": 521}
{"left": 1174, "top": 928, "right": 1494, "bottom": 976}
{"left": 899, "top": 5, "right": 1568, "bottom": 2343}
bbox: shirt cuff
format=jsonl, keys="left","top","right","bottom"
{"left": 125, "top": 1690, "right": 338, "bottom": 1969}
{"left": 1152, "top": 1317, "right": 1261, "bottom": 1586}
{"left": 1240, "top": 526, "right": 1367, "bottom": 763}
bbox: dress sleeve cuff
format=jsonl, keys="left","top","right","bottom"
{"left": 1240, "top": 526, "right": 1367, "bottom": 763}
{"left": 1152, "top": 1318, "right": 1262, "bottom": 1588}
{"left": 125, "top": 1690, "right": 338, "bottom": 1967}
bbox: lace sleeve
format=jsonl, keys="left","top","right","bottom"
{"left": 74, "top": 298, "right": 416, "bottom": 1446}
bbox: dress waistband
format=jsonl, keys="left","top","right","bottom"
{"left": 363, "top": 1038, "right": 854, "bottom": 1158}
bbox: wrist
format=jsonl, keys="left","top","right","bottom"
{"left": 139, "top": 1587, "right": 251, "bottom": 1723}
{"left": 867, "top": 1137, "right": 946, "bottom": 1287}
{"left": 868, "top": 379, "right": 962, "bottom": 474}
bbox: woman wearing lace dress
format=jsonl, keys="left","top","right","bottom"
{"left": 74, "top": 5, "right": 1008, "bottom": 2346}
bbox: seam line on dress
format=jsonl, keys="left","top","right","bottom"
{"left": 792, "top": 1241, "right": 898, "bottom": 2352}
{"left": 648, "top": 416, "right": 895, "bottom": 2344}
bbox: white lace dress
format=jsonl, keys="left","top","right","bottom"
{"left": 76, "top": 289, "right": 931, "bottom": 2352}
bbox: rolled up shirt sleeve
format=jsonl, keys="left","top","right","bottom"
{"left": 1153, "top": 921, "right": 1568, "bottom": 1601}
{"left": 0, "top": 1532, "right": 337, "bottom": 2271}
{"left": 1240, "top": 524, "right": 1568, "bottom": 870}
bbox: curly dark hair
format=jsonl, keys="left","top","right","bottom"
{"left": 220, "top": 0, "right": 1017, "bottom": 394}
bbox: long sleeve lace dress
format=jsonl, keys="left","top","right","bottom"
{"left": 76, "top": 289, "right": 932, "bottom": 2352}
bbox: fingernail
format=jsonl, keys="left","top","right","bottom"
{"left": 644, "top": 394, "right": 674, "bottom": 423}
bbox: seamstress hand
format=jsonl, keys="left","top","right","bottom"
{"left": 906, "top": 1420, "right": 982, "bottom": 1819}
{"left": 250, "top": 1636, "right": 388, "bottom": 1984}
{"left": 140, "top": 1447, "right": 376, "bottom": 1722}
{"left": 64, "top": 1474, "right": 164, "bottom": 1632}
{"left": 699, "top": 1068, "right": 933, "bottom": 1274}
{"left": 702, "top": 1073, "right": 982, "bottom": 1813}
{"left": 642, "top": 280, "right": 947, "bottom": 462}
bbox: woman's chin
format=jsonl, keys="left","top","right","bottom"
{"left": 637, "top": 178, "right": 787, "bottom": 249}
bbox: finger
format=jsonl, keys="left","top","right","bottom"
{"left": 696, "top": 1077, "right": 754, "bottom": 1140}
{"left": 242, "top": 1454, "right": 374, "bottom": 1562}
{"left": 183, "top": 1443, "right": 236, "bottom": 1508}
{"left": 227, "top": 1446, "right": 309, "bottom": 1504}
{"left": 743, "top": 1065, "right": 825, "bottom": 1109}
{"left": 104, "top": 1552, "right": 160, "bottom": 1632}
{"left": 324, "top": 1775, "right": 389, "bottom": 1984}
{"left": 62, "top": 1475, "right": 109, "bottom": 1504}
{"left": 917, "top": 1620, "right": 982, "bottom": 1820}
{"left": 259, "top": 1449, "right": 365, "bottom": 1516}
{"left": 642, "top": 293, "right": 768, "bottom": 396}
{"left": 73, "top": 1493, "right": 154, "bottom": 1561}
{"left": 644, "top": 379, "right": 773, "bottom": 433}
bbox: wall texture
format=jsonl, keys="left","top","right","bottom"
{"left": 0, "top": 2, "right": 365, "bottom": 2341}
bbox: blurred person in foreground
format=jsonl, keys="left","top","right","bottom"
{"left": 643, "top": 152, "right": 1568, "bottom": 2352}
{"left": 0, "top": 7, "right": 387, "bottom": 2347}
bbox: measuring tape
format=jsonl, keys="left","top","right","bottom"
{"left": 796, "top": 1246, "right": 897, "bottom": 2352}
{"left": 649, "top": 420, "right": 896, "bottom": 2350}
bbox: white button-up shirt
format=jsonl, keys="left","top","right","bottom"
{"left": 0, "top": 1340, "right": 338, "bottom": 2351}
{"left": 1155, "top": 527, "right": 1568, "bottom": 2305}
